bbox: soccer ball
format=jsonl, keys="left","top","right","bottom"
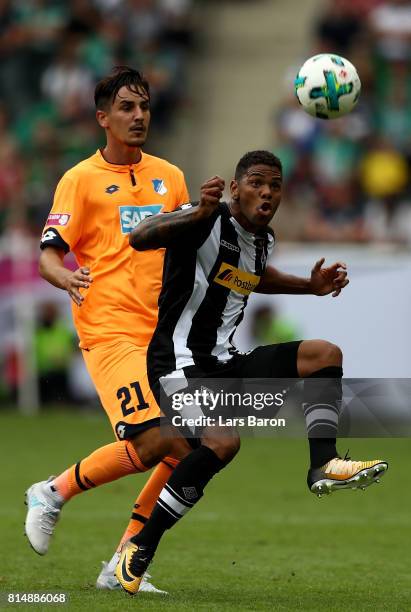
{"left": 294, "top": 54, "right": 361, "bottom": 119}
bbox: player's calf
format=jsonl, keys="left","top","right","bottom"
{"left": 130, "top": 425, "right": 192, "bottom": 468}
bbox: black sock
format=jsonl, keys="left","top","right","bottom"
{"left": 132, "top": 445, "right": 225, "bottom": 548}
{"left": 304, "top": 366, "right": 343, "bottom": 468}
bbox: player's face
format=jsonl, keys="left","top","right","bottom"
{"left": 230, "top": 164, "right": 282, "bottom": 232}
{"left": 98, "top": 85, "right": 151, "bottom": 147}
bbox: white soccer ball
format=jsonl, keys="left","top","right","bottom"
{"left": 294, "top": 54, "right": 361, "bottom": 119}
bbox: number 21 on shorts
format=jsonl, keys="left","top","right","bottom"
{"left": 117, "top": 381, "right": 149, "bottom": 416}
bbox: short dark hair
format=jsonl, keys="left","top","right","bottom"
{"left": 235, "top": 150, "right": 282, "bottom": 181}
{"left": 94, "top": 66, "right": 150, "bottom": 110}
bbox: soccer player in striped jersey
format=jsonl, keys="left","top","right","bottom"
{"left": 116, "top": 150, "right": 388, "bottom": 594}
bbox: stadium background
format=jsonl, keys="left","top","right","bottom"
{"left": 1, "top": 1, "right": 410, "bottom": 609}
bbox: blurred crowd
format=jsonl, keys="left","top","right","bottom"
{"left": 0, "top": 0, "right": 196, "bottom": 239}
{"left": 1, "top": 299, "right": 100, "bottom": 406}
{"left": 3, "top": 0, "right": 408, "bottom": 247}
{"left": 275, "top": 0, "right": 411, "bottom": 244}
{"left": 2, "top": 0, "right": 411, "bottom": 406}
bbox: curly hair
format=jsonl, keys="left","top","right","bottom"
{"left": 235, "top": 150, "right": 282, "bottom": 181}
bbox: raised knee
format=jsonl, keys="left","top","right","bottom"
{"left": 321, "top": 341, "right": 343, "bottom": 367}
{"left": 300, "top": 339, "right": 343, "bottom": 376}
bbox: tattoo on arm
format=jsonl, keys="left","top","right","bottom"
{"left": 129, "top": 206, "right": 207, "bottom": 250}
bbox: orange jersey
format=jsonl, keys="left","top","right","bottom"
{"left": 40, "top": 150, "right": 189, "bottom": 348}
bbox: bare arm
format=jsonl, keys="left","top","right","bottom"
{"left": 256, "top": 266, "right": 311, "bottom": 294}
{"left": 256, "top": 259, "right": 349, "bottom": 297}
{"left": 39, "top": 247, "right": 92, "bottom": 306}
{"left": 129, "top": 176, "right": 225, "bottom": 251}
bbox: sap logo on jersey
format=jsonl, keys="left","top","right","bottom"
{"left": 119, "top": 205, "right": 163, "bottom": 234}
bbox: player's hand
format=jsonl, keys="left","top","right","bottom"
{"left": 309, "top": 258, "right": 349, "bottom": 297}
{"left": 62, "top": 267, "right": 93, "bottom": 306}
{"left": 198, "top": 176, "right": 225, "bottom": 217}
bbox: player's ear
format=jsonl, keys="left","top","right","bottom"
{"left": 96, "top": 110, "right": 109, "bottom": 129}
{"left": 230, "top": 179, "right": 239, "bottom": 202}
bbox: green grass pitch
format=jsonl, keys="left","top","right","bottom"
{"left": 1, "top": 409, "right": 410, "bottom": 611}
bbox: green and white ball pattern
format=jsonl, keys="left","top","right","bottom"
{"left": 294, "top": 54, "right": 361, "bottom": 119}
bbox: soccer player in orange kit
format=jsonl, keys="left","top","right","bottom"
{"left": 24, "top": 66, "right": 192, "bottom": 593}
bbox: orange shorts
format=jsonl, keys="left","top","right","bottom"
{"left": 82, "top": 340, "right": 161, "bottom": 440}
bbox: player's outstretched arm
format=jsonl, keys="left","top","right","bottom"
{"left": 129, "top": 176, "right": 225, "bottom": 251}
{"left": 256, "top": 259, "right": 348, "bottom": 297}
{"left": 39, "top": 247, "right": 93, "bottom": 307}
{"left": 256, "top": 265, "right": 311, "bottom": 294}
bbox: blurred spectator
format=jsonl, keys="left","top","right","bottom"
{"left": 250, "top": 304, "right": 301, "bottom": 346}
{"left": 0, "top": 104, "right": 25, "bottom": 233}
{"left": 302, "top": 116, "right": 369, "bottom": 242}
{"left": 33, "top": 302, "right": 76, "bottom": 404}
{"left": 368, "top": 0, "right": 411, "bottom": 62}
{"left": 360, "top": 138, "right": 409, "bottom": 200}
{"left": 314, "top": 0, "right": 365, "bottom": 56}
{"left": 41, "top": 34, "right": 95, "bottom": 117}
{"left": 3, "top": 344, "right": 19, "bottom": 403}
{"left": 361, "top": 137, "right": 411, "bottom": 243}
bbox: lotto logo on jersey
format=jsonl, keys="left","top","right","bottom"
{"left": 46, "top": 213, "right": 71, "bottom": 226}
{"left": 41, "top": 229, "right": 57, "bottom": 243}
{"left": 119, "top": 205, "right": 163, "bottom": 234}
{"left": 214, "top": 262, "right": 260, "bottom": 295}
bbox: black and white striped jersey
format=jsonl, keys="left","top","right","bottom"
{"left": 147, "top": 202, "right": 275, "bottom": 383}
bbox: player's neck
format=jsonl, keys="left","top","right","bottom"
{"left": 101, "top": 144, "right": 142, "bottom": 166}
{"left": 229, "top": 200, "right": 259, "bottom": 234}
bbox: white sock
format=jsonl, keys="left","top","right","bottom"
{"left": 106, "top": 551, "right": 120, "bottom": 572}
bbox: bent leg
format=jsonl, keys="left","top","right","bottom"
{"left": 53, "top": 439, "right": 149, "bottom": 501}
{"left": 132, "top": 427, "right": 240, "bottom": 549}
{"left": 297, "top": 339, "right": 342, "bottom": 377}
{"left": 53, "top": 423, "right": 190, "bottom": 502}
{"left": 25, "top": 342, "right": 182, "bottom": 556}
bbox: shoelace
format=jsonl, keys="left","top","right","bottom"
{"left": 38, "top": 502, "right": 59, "bottom": 535}
{"left": 327, "top": 455, "right": 365, "bottom": 476}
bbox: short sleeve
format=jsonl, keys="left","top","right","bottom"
{"left": 171, "top": 201, "right": 221, "bottom": 249}
{"left": 40, "top": 174, "right": 84, "bottom": 253}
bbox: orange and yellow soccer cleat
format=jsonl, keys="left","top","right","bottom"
{"left": 115, "top": 541, "right": 155, "bottom": 595}
{"left": 307, "top": 457, "right": 388, "bottom": 498}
